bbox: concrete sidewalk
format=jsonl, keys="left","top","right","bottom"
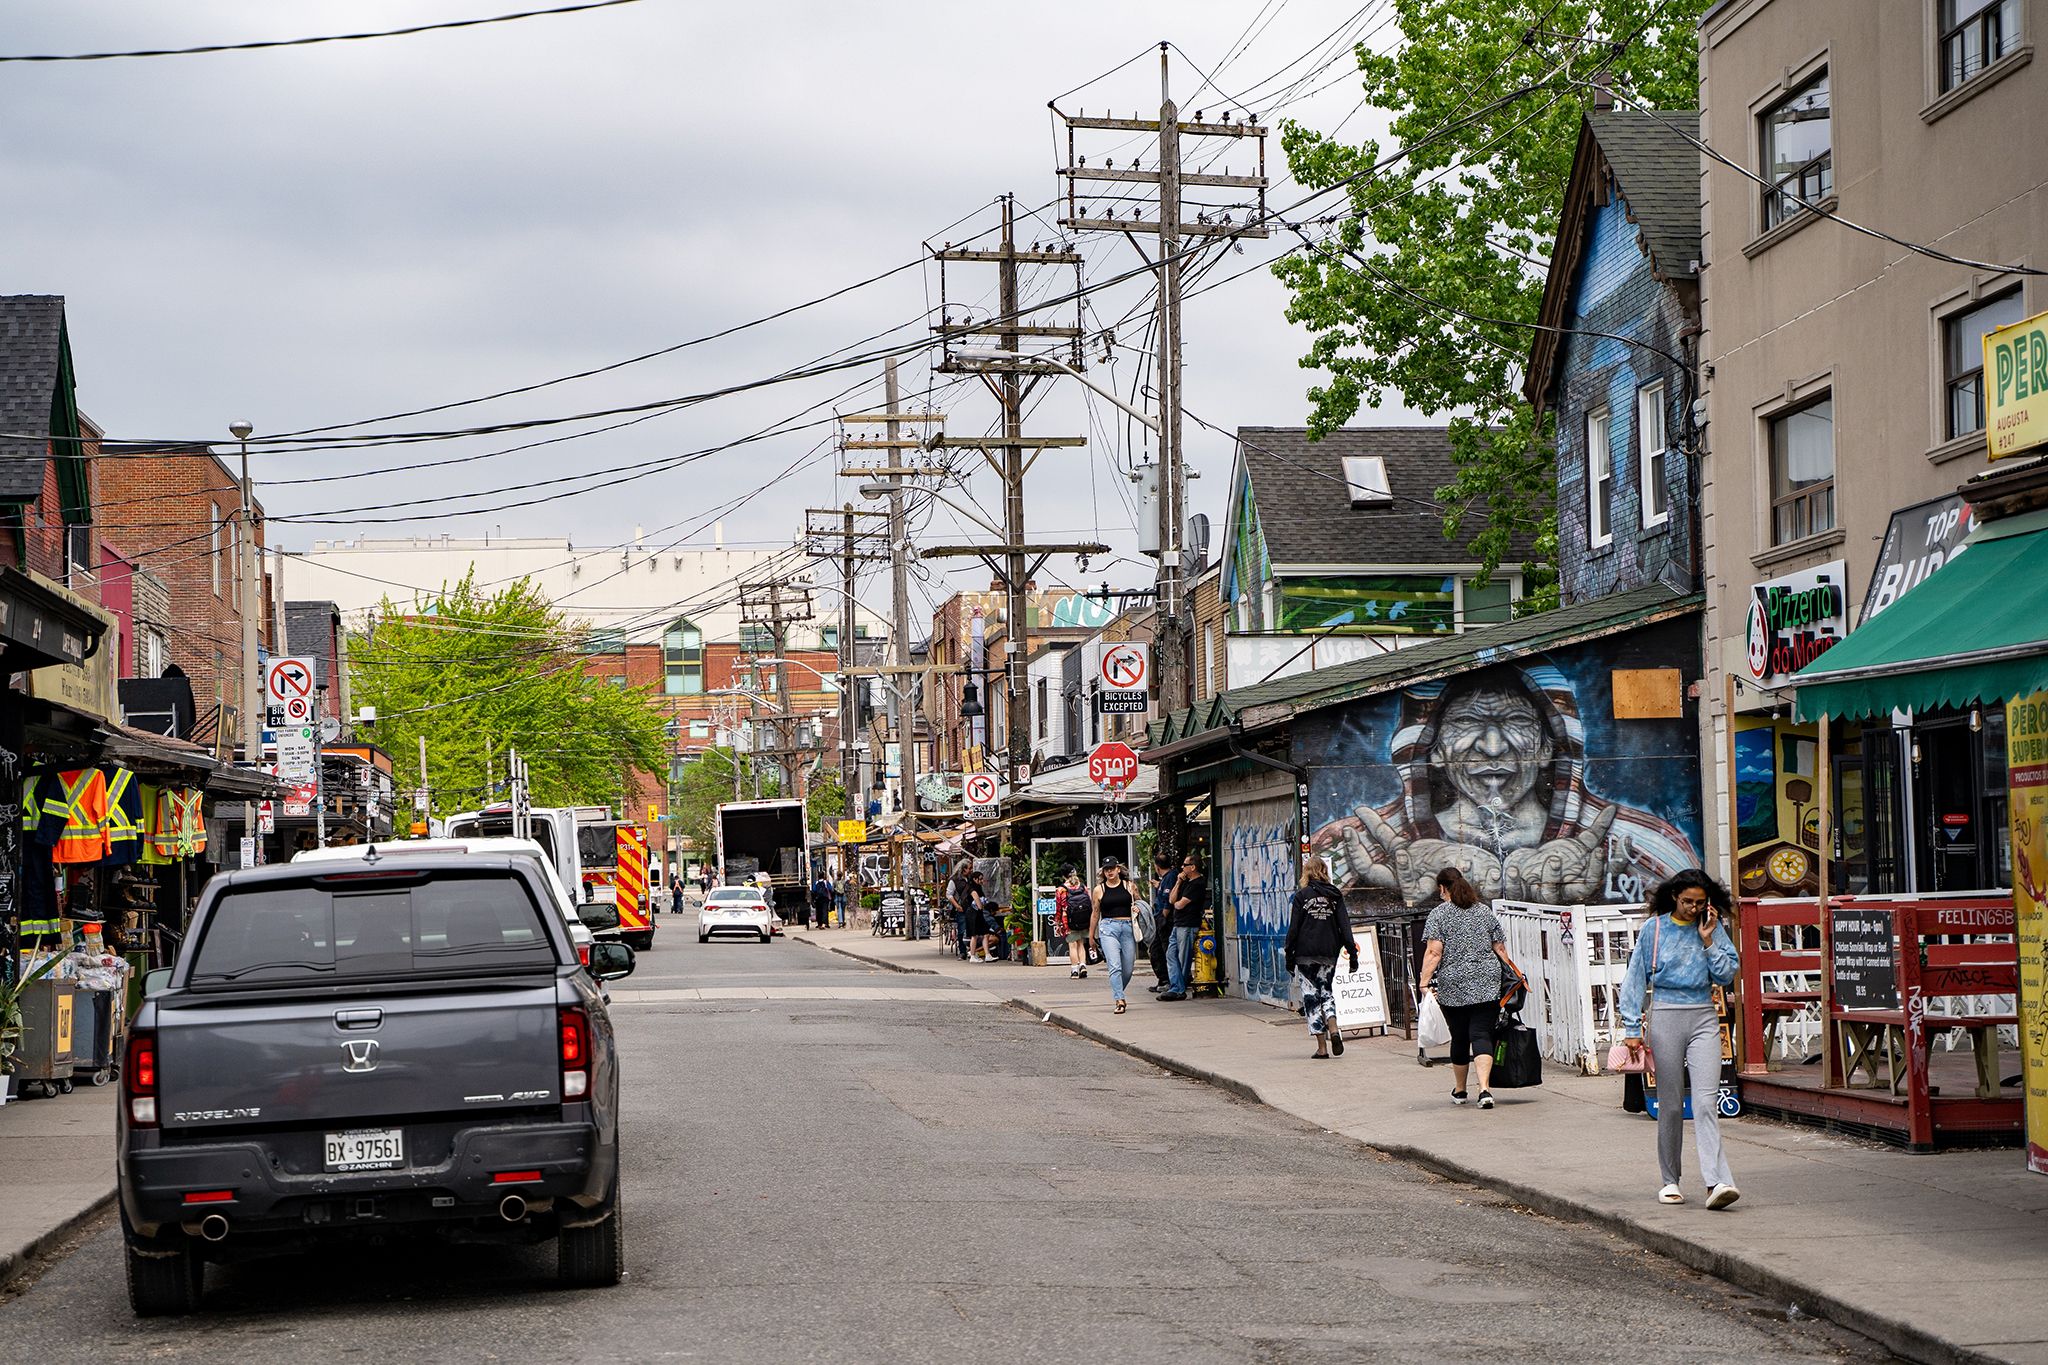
{"left": 792, "top": 926, "right": 2048, "bottom": 1365}
{"left": 0, "top": 1082, "right": 115, "bottom": 1289}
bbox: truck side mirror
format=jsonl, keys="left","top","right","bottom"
{"left": 143, "top": 968, "right": 172, "bottom": 997}
{"left": 588, "top": 941, "right": 636, "bottom": 982}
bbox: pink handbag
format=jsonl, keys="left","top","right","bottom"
{"left": 1607, "top": 918, "right": 1659, "bottom": 1075}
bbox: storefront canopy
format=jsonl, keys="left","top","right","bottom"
{"left": 1793, "top": 507, "right": 2048, "bottom": 721}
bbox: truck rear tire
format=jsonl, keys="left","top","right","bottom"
{"left": 124, "top": 1215, "right": 203, "bottom": 1316}
{"left": 558, "top": 1184, "right": 623, "bottom": 1288}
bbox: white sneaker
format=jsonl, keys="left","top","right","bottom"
{"left": 1707, "top": 1184, "right": 1741, "bottom": 1210}
{"left": 1658, "top": 1184, "right": 1685, "bottom": 1204}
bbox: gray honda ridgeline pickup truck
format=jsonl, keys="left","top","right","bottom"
{"left": 117, "top": 847, "right": 636, "bottom": 1315}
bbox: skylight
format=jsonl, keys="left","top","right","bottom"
{"left": 1341, "top": 455, "right": 1393, "bottom": 509}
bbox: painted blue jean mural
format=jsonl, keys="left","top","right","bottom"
{"left": 1305, "top": 628, "right": 1703, "bottom": 909}
{"left": 1227, "top": 804, "right": 1298, "bottom": 1006}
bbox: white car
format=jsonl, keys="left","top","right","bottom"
{"left": 292, "top": 837, "right": 598, "bottom": 967}
{"left": 699, "top": 886, "right": 775, "bottom": 943}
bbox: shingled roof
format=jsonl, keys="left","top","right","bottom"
{"left": 1230, "top": 425, "right": 1535, "bottom": 571}
{"left": 0, "top": 296, "right": 66, "bottom": 501}
{"left": 1586, "top": 108, "right": 1702, "bottom": 283}
{"left": 1526, "top": 109, "right": 1701, "bottom": 409}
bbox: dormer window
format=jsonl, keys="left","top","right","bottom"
{"left": 1341, "top": 455, "right": 1393, "bottom": 508}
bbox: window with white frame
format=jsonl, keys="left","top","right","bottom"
{"left": 1587, "top": 407, "right": 1614, "bottom": 548}
{"left": 1761, "top": 69, "right": 1832, "bottom": 229}
{"left": 662, "top": 618, "right": 704, "bottom": 695}
{"left": 1637, "top": 382, "right": 1670, "bottom": 527}
{"left": 210, "top": 502, "right": 222, "bottom": 596}
{"left": 1940, "top": 0, "right": 2022, "bottom": 92}
{"left": 142, "top": 629, "right": 166, "bottom": 679}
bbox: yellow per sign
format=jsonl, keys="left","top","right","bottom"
{"left": 1986, "top": 307, "right": 2048, "bottom": 459}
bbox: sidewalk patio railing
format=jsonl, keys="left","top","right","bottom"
{"left": 1494, "top": 900, "right": 1646, "bottom": 1072}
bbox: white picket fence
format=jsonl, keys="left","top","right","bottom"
{"left": 1493, "top": 901, "right": 1646, "bottom": 1073}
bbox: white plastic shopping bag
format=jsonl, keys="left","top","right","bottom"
{"left": 1417, "top": 993, "right": 1452, "bottom": 1050}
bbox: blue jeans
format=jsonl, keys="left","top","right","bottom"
{"left": 1097, "top": 920, "right": 1136, "bottom": 1002}
{"left": 1168, "top": 925, "right": 1197, "bottom": 994}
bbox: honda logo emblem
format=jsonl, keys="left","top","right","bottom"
{"left": 342, "top": 1039, "right": 380, "bottom": 1073}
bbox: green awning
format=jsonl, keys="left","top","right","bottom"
{"left": 1793, "top": 507, "right": 2048, "bottom": 721}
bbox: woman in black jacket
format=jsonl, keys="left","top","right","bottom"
{"left": 1285, "top": 856, "right": 1359, "bottom": 1059}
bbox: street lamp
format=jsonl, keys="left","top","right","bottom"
{"left": 957, "top": 349, "right": 1160, "bottom": 432}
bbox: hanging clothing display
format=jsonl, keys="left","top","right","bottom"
{"left": 18, "top": 771, "right": 60, "bottom": 937}
{"left": 47, "top": 767, "right": 110, "bottom": 865}
{"left": 103, "top": 766, "right": 144, "bottom": 867}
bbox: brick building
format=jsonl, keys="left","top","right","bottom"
{"left": 578, "top": 640, "right": 848, "bottom": 821}
{"left": 0, "top": 297, "right": 95, "bottom": 591}
{"left": 95, "top": 438, "right": 274, "bottom": 753}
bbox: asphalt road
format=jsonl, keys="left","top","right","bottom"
{"left": 0, "top": 917, "right": 1895, "bottom": 1363}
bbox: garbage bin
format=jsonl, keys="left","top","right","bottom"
{"left": 12, "top": 977, "right": 78, "bottom": 1099}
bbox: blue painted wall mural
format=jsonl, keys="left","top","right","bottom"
{"left": 1225, "top": 807, "right": 1297, "bottom": 1006}
{"left": 1302, "top": 617, "right": 1704, "bottom": 907}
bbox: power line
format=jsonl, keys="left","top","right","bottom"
{"left": 0, "top": 0, "right": 647, "bottom": 63}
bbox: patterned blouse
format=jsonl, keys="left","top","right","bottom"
{"left": 1422, "top": 901, "right": 1506, "bottom": 1008}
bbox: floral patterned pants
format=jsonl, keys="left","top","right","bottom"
{"left": 1298, "top": 961, "right": 1338, "bottom": 1036}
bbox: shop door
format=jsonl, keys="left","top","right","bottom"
{"left": 1220, "top": 791, "right": 1297, "bottom": 1007}
{"left": 1914, "top": 721, "right": 1979, "bottom": 891}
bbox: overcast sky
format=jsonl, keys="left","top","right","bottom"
{"left": 0, "top": 1, "right": 1415, "bottom": 617}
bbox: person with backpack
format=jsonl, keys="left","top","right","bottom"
{"left": 809, "top": 874, "right": 834, "bottom": 929}
{"left": 1620, "top": 869, "right": 1742, "bottom": 1210}
{"left": 1057, "top": 867, "right": 1092, "bottom": 978}
{"left": 1417, "top": 867, "right": 1519, "bottom": 1109}
{"left": 1285, "top": 856, "right": 1359, "bottom": 1059}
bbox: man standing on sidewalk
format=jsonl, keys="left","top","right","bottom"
{"left": 1146, "top": 850, "right": 1177, "bottom": 994}
{"left": 1159, "top": 852, "right": 1208, "bottom": 1001}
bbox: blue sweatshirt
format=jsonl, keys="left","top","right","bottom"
{"left": 1618, "top": 913, "right": 1739, "bottom": 1039}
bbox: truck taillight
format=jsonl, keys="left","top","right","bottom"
{"left": 559, "top": 1006, "right": 589, "bottom": 1100}
{"left": 125, "top": 1030, "right": 158, "bottom": 1127}
{"left": 577, "top": 943, "right": 591, "bottom": 967}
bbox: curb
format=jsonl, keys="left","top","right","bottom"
{"left": 791, "top": 935, "right": 938, "bottom": 975}
{"left": 0, "top": 1190, "right": 113, "bottom": 1293}
{"left": 1016, "top": 999, "right": 1997, "bottom": 1365}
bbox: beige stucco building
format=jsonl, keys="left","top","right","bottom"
{"left": 1697, "top": 0, "right": 2044, "bottom": 893}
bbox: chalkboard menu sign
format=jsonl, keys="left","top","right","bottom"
{"left": 1831, "top": 908, "right": 1899, "bottom": 1013}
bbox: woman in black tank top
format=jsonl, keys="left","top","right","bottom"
{"left": 1088, "top": 860, "right": 1138, "bottom": 1012}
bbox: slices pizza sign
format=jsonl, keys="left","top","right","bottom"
{"left": 1746, "top": 560, "right": 1847, "bottom": 688}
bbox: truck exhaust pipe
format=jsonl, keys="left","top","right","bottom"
{"left": 498, "top": 1195, "right": 527, "bottom": 1222}
{"left": 198, "top": 1214, "right": 231, "bottom": 1243}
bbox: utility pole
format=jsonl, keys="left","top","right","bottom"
{"left": 1056, "top": 47, "right": 1268, "bottom": 713}
{"left": 229, "top": 419, "right": 260, "bottom": 865}
{"left": 418, "top": 733, "right": 430, "bottom": 835}
{"left": 929, "top": 197, "right": 1104, "bottom": 788}
{"left": 837, "top": 360, "right": 944, "bottom": 900}
{"left": 803, "top": 502, "right": 890, "bottom": 849}
{"left": 313, "top": 683, "right": 328, "bottom": 848}
{"left": 738, "top": 575, "right": 815, "bottom": 805}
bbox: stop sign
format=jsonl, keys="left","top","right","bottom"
{"left": 1088, "top": 741, "right": 1141, "bottom": 788}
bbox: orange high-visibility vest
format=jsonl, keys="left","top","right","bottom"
{"left": 50, "top": 767, "right": 110, "bottom": 864}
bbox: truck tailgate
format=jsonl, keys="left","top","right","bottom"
{"left": 156, "top": 982, "right": 562, "bottom": 1130}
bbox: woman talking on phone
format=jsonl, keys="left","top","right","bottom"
{"left": 1618, "top": 869, "right": 1742, "bottom": 1210}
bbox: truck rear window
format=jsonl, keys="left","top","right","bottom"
{"left": 188, "top": 872, "right": 556, "bottom": 985}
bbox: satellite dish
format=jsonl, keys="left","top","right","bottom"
{"left": 1181, "top": 513, "right": 1211, "bottom": 576}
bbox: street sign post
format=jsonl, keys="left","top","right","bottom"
{"left": 1097, "top": 641, "right": 1151, "bottom": 714}
{"left": 964, "top": 772, "right": 1001, "bottom": 820}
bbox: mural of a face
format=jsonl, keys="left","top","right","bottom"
{"left": 1430, "top": 684, "right": 1554, "bottom": 814}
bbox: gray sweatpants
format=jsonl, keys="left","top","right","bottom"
{"left": 1649, "top": 1004, "right": 1734, "bottom": 1191}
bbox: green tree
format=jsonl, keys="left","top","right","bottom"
{"left": 1273, "top": 0, "right": 1705, "bottom": 594}
{"left": 806, "top": 768, "right": 845, "bottom": 832}
{"left": 348, "top": 572, "right": 669, "bottom": 820}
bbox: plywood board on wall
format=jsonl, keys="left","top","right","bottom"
{"left": 1612, "top": 668, "right": 1682, "bottom": 719}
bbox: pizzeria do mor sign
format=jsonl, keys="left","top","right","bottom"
{"left": 1746, "top": 560, "right": 1848, "bottom": 688}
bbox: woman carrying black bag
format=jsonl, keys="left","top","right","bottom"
{"left": 1417, "top": 868, "right": 1521, "bottom": 1109}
